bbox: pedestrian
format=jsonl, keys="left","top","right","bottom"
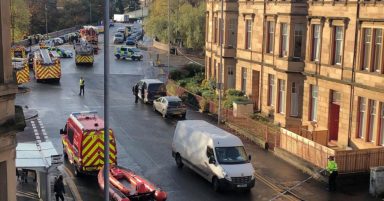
{"left": 79, "top": 77, "right": 85, "bottom": 96}
{"left": 326, "top": 156, "right": 338, "bottom": 192}
{"left": 28, "top": 36, "right": 32, "bottom": 46}
{"left": 54, "top": 175, "right": 65, "bottom": 201}
{"left": 132, "top": 84, "right": 139, "bottom": 103}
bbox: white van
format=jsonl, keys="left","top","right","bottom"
{"left": 172, "top": 120, "right": 255, "bottom": 192}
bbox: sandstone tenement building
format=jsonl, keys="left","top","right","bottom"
{"left": 205, "top": 0, "right": 384, "bottom": 149}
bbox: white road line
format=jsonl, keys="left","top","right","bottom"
{"left": 36, "top": 140, "right": 41, "bottom": 143}
{"left": 33, "top": 129, "right": 38, "bottom": 133}
{"left": 35, "top": 136, "right": 40, "bottom": 139}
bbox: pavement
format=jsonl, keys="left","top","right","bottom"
{"left": 16, "top": 108, "right": 76, "bottom": 201}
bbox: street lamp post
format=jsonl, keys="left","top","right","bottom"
{"left": 167, "top": 0, "right": 170, "bottom": 82}
{"left": 45, "top": 4, "right": 48, "bottom": 39}
{"left": 218, "top": 0, "right": 223, "bottom": 125}
{"left": 103, "top": 0, "right": 110, "bottom": 200}
{"left": 89, "top": 0, "right": 92, "bottom": 25}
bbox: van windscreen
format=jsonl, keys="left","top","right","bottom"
{"left": 215, "top": 146, "right": 248, "bottom": 164}
{"left": 148, "top": 83, "right": 165, "bottom": 92}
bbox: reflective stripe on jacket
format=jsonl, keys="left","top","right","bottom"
{"left": 80, "top": 79, "right": 85, "bottom": 86}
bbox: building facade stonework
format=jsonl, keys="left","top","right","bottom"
{"left": 0, "top": 0, "right": 20, "bottom": 200}
{"left": 205, "top": 0, "right": 384, "bottom": 149}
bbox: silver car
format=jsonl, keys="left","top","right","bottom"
{"left": 113, "top": 33, "right": 124, "bottom": 44}
{"left": 153, "top": 96, "right": 187, "bottom": 119}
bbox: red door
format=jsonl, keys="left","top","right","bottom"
{"left": 329, "top": 103, "right": 340, "bottom": 141}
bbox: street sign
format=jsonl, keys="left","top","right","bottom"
{"left": 51, "top": 154, "right": 63, "bottom": 165}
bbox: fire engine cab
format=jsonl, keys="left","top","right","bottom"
{"left": 60, "top": 111, "right": 117, "bottom": 176}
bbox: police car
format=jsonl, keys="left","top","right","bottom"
{"left": 114, "top": 46, "right": 143, "bottom": 61}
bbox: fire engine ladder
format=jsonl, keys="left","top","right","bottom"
{"left": 39, "top": 48, "right": 53, "bottom": 64}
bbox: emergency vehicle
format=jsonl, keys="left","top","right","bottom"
{"left": 60, "top": 111, "right": 117, "bottom": 176}
{"left": 74, "top": 40, "right": 94, "bottom": 65}
{"left": 33, "top": 48, "right": 61, "bottom": 82}
{"left": 11, "top": 45, "right": 27, "bottom": 58}
{"left": 114, "top": 46, "right": 143, "bottom": 61}
{"left": 12, "top": 58, "right": 30, "bottom": 85}
{"left": 80, "top": 26, "right": 98, "bottom": 54}
{"left": 11, "top": 46, "right": 30, "bottom": 85}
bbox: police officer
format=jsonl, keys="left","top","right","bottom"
{"left": 79, "top": 77, "right": 85, "bottom": 96}
{"left": 133, "top": 84, "right": 139, "bottom": 103}
{"left": 326, "top": 156, "right": 338, "bottom": 191}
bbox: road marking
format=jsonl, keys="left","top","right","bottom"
{"left": 254, "top": 172, "right": 302, "bottom": 201}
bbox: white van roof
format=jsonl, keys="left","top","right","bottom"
{"left": 178, "top": 120, "right": 243, "bottom": 147}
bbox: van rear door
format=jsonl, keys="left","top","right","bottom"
{"left": 80, "top": 129, "right": 117, "bottom": 172}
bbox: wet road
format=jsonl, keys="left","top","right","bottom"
{"left": 15, "top": 23, "right": 277, "bottom": 201}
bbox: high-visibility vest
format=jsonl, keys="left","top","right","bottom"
{"left": 327, "top": 160, "right": 338, "bottom": 173}
{"left": 80, "top": 79, "right": 85, "bottom": 86}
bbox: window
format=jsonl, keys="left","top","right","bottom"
{"left": 68, "top": 127, "right": 75, "bottom": 144}
{"left": 214, "top": 17, "right": 218, "bottom": 43}
{"left": 206, "top": 15, "right": 209, "bottom": 40}
{"left": 213, "top": 59, "right": 217, "bottom": 79}
{"left": 310, "top": 85, "right": 318, "bottom": 121}
{"left": 206, "top": 146, "right": 214, "bottom": 158}
{"left": 368, "top": 100, "right": 377, "bottom": 142}
{"left": 312, "top": 25, "right": 321, "bottom": 61}
{"left": 281, "top": 23, "right": 288, "bottom": 57}
{"left": 379, "top": 103, "right": 384, "bottom": 146}
{"left": 362, "top": 28, "right": 372, "bottom": 70}
{"left": 219, "top": 18, "right": 224, "bottom": 45}
{"left": 268, "top": 74, "right": 275, "bottom": 106}
{"left": 267, "top": 21, "right": 275, "bottom": 53}
{"left": 278, "top": 79, "right": 286, "bottom": 114}
{"left": 293, "top": 24, "right": 304, "bottom": 59}
{"left": 358, "top": 97, "right": 366, "bottom": 139}
{"left": 373, "top": 29, "right": 382, "bottom": 73}
{"left": 241, "top": 67, "right": 247, "bottom": 92}
{"left": 333, "top": 26, "right": 343, "bottom": 65}
{"left": 245, "top": 20, "right": 252, "bottom": 49}
{"left": 290, "top": 82, "right": 299, "bottom": 117}
{"left": 228, "top": 19, "right": 237, "bottom": 47}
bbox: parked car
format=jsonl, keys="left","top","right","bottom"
{"left": 113, "top": 33, "right": 125, "bottom": 44}
{"left": 52, "top": 37, "right": 64, "bottom": 45}
{"left": 48, "top": 47, "right": 73, "bottom": 58}
{"left": 153, "top": 96, "right": 187, "bottom": 118}
{"left": 125, "top": 37, "right": 136, "bottom": 46}
{"left": 117, "top": 28, "right": 125, "bottom": 34}
{"left": 172, "top": 120, "right": 255, "bottom": 192}
{"left": 135, "top": 79, "right": 166, "bottom": 103}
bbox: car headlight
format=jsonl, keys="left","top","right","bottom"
{"left": 251, "top": 172, "right": 255, "bottom": 180}
{"left": 222, "top": 170, "right": 231, "bottom": 181}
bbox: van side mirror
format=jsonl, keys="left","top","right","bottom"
{"left": 248, "top": 155, "right": 251, "bottom": 161}
{"left": 60, "top": 129, "right": 65, "bottom": 135}
{"left": 208, "top": 156, "right": 216, "bottom": 164}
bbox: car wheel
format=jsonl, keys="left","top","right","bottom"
{"left": 116, "top": 55, "right": 120, "bottom": 59}
{"left": 212, "top": 177, "right": 221, "bottom": 192}
{"left": 132, "top": 57, "right": 136, "bottom": 61}
{"left": 175, "top": 154, "right": 183, "bottom": 169}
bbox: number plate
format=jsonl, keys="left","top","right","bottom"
{"left": 237, "top": 184, "right": 247, "bottom": 188}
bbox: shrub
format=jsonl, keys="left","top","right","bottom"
{"left": 169, "top": 69, "right": 187, "bottom": 80}
{"left": 182, "top": 63, "right": 203, "bottom": 77}
{"left": 226, "top": 89, "right": 244, "bottom": 97}
{"left": 201, "top": 90, "right": 216, "bottom": 100}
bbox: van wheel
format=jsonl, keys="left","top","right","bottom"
{"left": 175, "top": 154, "right": 183, "bottom": 169}
{"left": 212, "top": 177, "right": 221, "bottom": 192}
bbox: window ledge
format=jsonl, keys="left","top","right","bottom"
{"left": 356, "top": 70, "right": 384, "bottom": 77}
